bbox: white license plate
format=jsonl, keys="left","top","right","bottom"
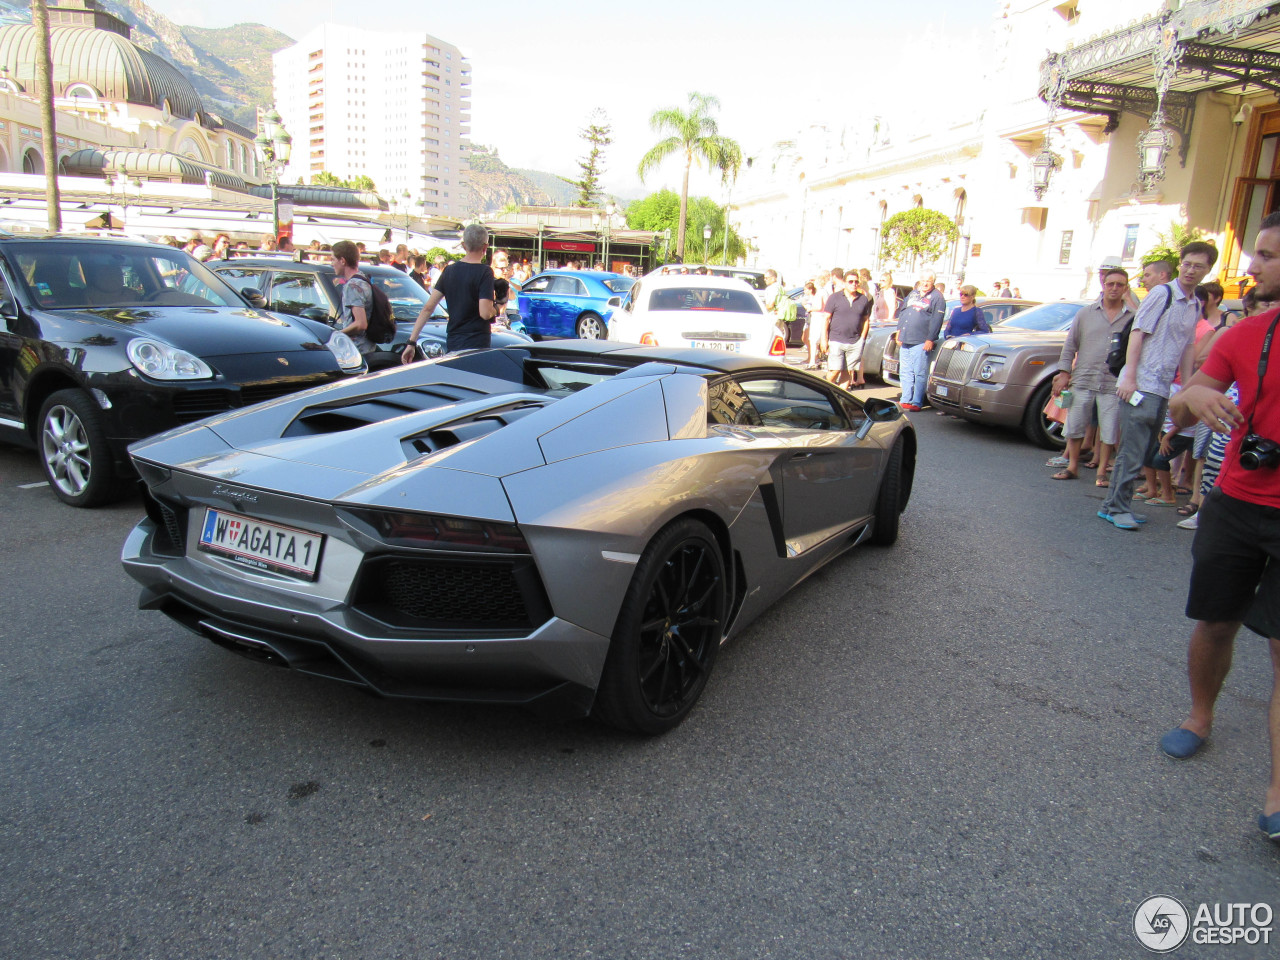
{"left": 690, "top": 340, "right": 740, "bottom": 352}
{"left": 884, "top": 360, "right": 898, "bottom": 373}
{"left": 935, "top": 384, "right": 950, "bottom": 397}
{"left": 198, "top": 508, "right": 325, "bottom": 581}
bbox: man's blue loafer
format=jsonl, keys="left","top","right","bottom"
{"left": 1160, "top": 727, "right": 1206, "bottom": 759}
{"left": 1259, "top": 812, "right": 1280, "bottom": 842}
{"left": 1098, "top": 510, "right": 1140, "bottom": 530}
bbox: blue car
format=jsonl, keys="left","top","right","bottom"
{"left": 516, "top": 270, "right": 632, "bottom": 339}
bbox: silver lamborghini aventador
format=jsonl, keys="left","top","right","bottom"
{"left": 121, "top": 341, "right": 916, "bottom": 734}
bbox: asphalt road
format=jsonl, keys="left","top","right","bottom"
{"left": 1, "top": 392, "right": 1276, "bottom": 960}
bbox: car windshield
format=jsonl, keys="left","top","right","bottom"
{"left": 997, "top": 301, "right": 1081, "bottom": 332}
{"left": 10, "top": 242, "right": 242, "bottom": 309}
{"left": 604, "top": 276, "right": 636, "bottom": 294}
{"left": 647, "top": 287, "right": 763, "bottom": 313}
{"left": 363, "top": 270, "right": 439, "bottom": 320}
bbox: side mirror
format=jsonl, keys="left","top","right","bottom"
{"left": 240, "top": 287, "right": 265, "bottom": 306}
{"left": 855, "top": 397, "right": 902, "bottom": 440}
{"left": 300, "top": 306, "right": 331, "bottom": 322}
{"left": 0, "top": 298, "right": 17, "bottom": 322}
{"left": 607, "top": 296, "right": 621, "bottom": 308}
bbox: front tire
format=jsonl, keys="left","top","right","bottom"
{"left": 869, "top": 438, "right": 905, "bottom": 546}
{"left": 593, "top": 518, "right": 727, "bottom": 735}
{"left": 1022, "top": 380, "right": 1067, "bottom": 450}
{"left": 38, "top": 388, "right": 125, "bottom": 507}
{"left": 576, "top": 312, "right": 606, "bottom": 340}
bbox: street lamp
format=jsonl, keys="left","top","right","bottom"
{"left": 254, "top": 107, "right": 292, "bottom": 243}
{"left": 603, "top": 202, "right": 615, "bottom": 271}
{"left": 703, "top": 223, "right": 712, "bottom": 261}
{"left": 663, "top": 228, "right": 671, "bottom": 263}
{"left": 103, "top": 170, "right": 141, "bottom": 229}
{"left": 1136, "top": 115, "right": 1174, "bottom": 193}
{"left": 1030, "top": 137, "right": 1061, "bottom": 201}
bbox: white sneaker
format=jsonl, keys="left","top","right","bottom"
{"left": 1177, "top": 512, "right": 1199, "bottom": 530}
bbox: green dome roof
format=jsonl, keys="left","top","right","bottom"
{"left": 0, "top": 22, "right": 204, "bottom": 120}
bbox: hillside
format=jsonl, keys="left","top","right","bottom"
{"left": 466, "top": 146, "right": 576, "bottom": 214}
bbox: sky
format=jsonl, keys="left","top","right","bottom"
{"left": 147, "top": 0, "right": 998, "bottom": 202}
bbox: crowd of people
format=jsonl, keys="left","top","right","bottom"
{"left": 1039, "top": 234, "right": 1279, "bottom": 845}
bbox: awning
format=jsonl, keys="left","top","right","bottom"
{"left": 1039, "top": 1, "right": 1280, "bottom": 158}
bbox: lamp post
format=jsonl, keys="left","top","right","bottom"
{"left": 1030, "top": 137, "right": 1061, "bottom": 201}
{"left": 1136, "top": 115, "right": 1174, "bottom": 193}
{"left": 603, "top": 202, "right": 615, "bottom": 271}
{"left": 254, "top": 107, "right": 292, "bottom": 243}
{"left": 663, "top": 228, "right": 671, "bottom": 264}
{"left": 103, "top": 170, "right": 140, "bottom": 230}
{"left": 703, "top": 223, "right": 712, "bottom": 262}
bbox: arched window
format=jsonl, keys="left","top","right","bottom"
{"left": 0, "top": 78, "right": 22, "bottom": 94}
{"left": 22, "top": 148, "right": 44, "bottom": 174}
{"left": 225, "top": 140, "right": 233, "bottom": 170}
{"left": 64, "top": 83, "right": 99, "bottom": 100}
{"left": 58, "top": 156, "right": 70, "bottom": 175}
{"left": 178, "top": 136, "right": 206, "bottom": 161}
{"left": 240, "top": 143, "right": 249, "bottom": 173}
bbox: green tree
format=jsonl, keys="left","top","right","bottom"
{"left": 626, "top": 190, "right": 745, "bottom": 264}
{"left": 570, "top": 109, "right": 612, "bottom": 208}
{"left": 879, "top": 209, "right": 959, "bottom": 270}
{"left": 1142, "top": 220, "right": 1208, "bottom": 270}
{"left": 309, "top": 171, "right": 378, "bottom": 192}
{"left": 637, "top": 92, "right": 742, "bottom": 260}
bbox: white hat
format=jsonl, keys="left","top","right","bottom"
{"left": 192, "top": 244, "right": 213, "bottom": 261}
{"left": 1099, "top": 256, "right": 1123, "bottom": 269}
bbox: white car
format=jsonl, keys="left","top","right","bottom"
{"left": 609, "top": 274, "right": 787, "bottom": 359}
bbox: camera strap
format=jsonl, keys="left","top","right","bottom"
{"left": 1245, "top": 311, "right": 1279, "bottom": 435}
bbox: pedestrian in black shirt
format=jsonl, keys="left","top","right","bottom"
{"left": 402, "top": 224, "right": 496, "bottom": 360}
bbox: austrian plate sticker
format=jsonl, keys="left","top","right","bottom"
{"left": 198, "top": 508, "right": 324, "bottom": 581}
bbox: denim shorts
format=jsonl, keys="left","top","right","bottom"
{"left": 1187, "top": 488, "right": 1280, "bottom": 638}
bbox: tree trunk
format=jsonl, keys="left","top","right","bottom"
{"left": 676, "top": 151, "right": 691, "bottom": 261}
{"left": 32, "top": 0, "right": 61, "bottom": 232}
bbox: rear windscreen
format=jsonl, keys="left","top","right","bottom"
{"left": 648, "top": 287, "right": 763, "bottom": 313}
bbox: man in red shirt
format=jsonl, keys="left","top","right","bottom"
{"left": 1162, "top": 212, "right": 1280, "bottom": 844}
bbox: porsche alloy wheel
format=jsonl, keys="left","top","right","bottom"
{"left": 38, "top": 389, "right": 123, "bottom": 508}
{"left": 594, "top": 518, "right": 727, "bottom": 735}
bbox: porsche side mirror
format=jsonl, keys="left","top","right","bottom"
{"left": 240, "top": 287, "right": 265, "bottom": 306}
{"left": 0, "top": 298, "right": 17, "bottom": 322}
{"left": 607, "top": 296, "right": 622, "bottom": 308}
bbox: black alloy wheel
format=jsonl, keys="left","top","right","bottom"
{"left": 870, "top": 437, "right": 905, "bottom": 546}
{"left": 594, "top": 518, "right": 727, "bottom": 735}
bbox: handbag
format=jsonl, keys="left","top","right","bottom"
{"left": 1043, "top": 392, "right": 1068, "bottom": 425}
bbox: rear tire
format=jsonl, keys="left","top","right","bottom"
{"left": 593, "top": 518, "right": 727, "bottom": 735}
{"left": 576, "top": 312, "right": 606, "bottom": 340}
{"left": 38, "top": 388, "right": 126, "bottom": 507}
{"left": 1022, "top": 380, "right": 1066, "bottom": 450}
{"left": 869, "top": 438, "right": 905, "bottom": 546}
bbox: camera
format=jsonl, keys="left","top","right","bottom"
{"left": 1239, "top": 434, "right": 1280, "bottom": 470}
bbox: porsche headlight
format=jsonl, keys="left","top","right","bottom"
{"left": 326, "top": 332, "right": 364, "bottom": 370}
{"left": 418, "top": 338, "right": 445, "bottom": 359}
{"left": 979, "top": 356, "right": 1007, "bottom": 381}
{"left": 127, "top": 338, "right": 214, "bottom": 380}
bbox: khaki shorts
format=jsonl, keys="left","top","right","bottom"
{"left": 1064, "top": 387, "right": 1119, "bottom": 444}
{"left": 826, "top": 340, "right": 864, "bottom": 373}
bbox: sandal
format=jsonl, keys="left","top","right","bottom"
{"left": 1095, "top": 478, "right": 1109, "bottom": 487}
{"left": 1174, "top": 485, "right": 1193, "bottom": 495}
{"left": 1146, "top": 497, "right": 1178, "bottom": 507}
{"left": 1083, "top": 460, "right": 1099, "bottom": 469}
{"left": 1177, "top": 502, "right": 1199, "bottom": 517}
{"left": 1051, "top": 470, "right": 1078, "bottom": 480}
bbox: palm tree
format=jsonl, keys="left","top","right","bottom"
{"left": 637, "top": 93, "right": 741, "bottom": 261}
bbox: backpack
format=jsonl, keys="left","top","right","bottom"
{"left": 1106, "top": 283, "right": 1173, "bottom": 377}
{"left": 356, "top": 272, "right": 396, "bottom": 344}
{"left": 774, "top": 287, "right": 797, "bottom": 325}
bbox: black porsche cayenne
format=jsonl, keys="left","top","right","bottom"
{"left": 0, "top": 235, "right": 367, "bottom": 507}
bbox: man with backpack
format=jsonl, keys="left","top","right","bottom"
{"left": 1097, "top": 243, "right": 1217, "bottom": 530}
{"left": 331, "top": 240, "right": 378, "bottom": 356}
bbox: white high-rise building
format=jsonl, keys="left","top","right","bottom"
{"left": 273, "top": 23, "right": 471, "bottom": 218}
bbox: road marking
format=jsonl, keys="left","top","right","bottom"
{"left": 18, "top": 481, "right": 48, "bottom": 489}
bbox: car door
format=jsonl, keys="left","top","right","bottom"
{"left": 519, "top": 274, "right": 554, "bottom": 336}
{"left": 546, "top": 275, "right": 586, "bottom": 336}
{"left": 735, "top": 375, "right": 881, "bottom": 555}
{"left": 0, "top": 263, "right": 23, "bottom": 428}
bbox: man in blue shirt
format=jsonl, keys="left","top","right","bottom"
{"left": 894, "top": 273, "right": 946, "bottom": 411}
